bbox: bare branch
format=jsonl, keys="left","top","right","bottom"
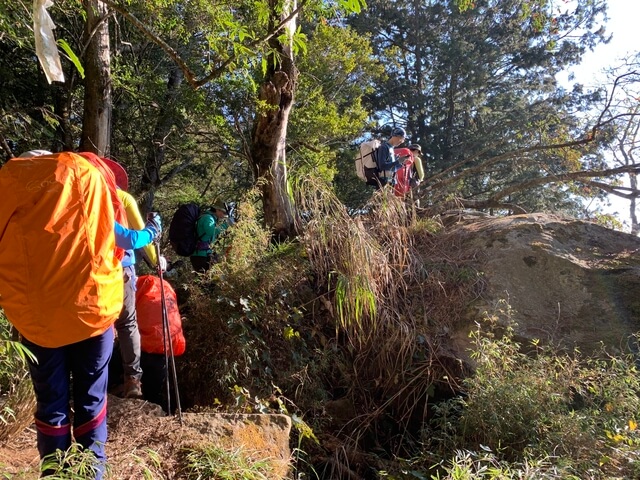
{"left": 99, "top": 0, "right": 198, "bottom": 87}
{"left": 486, "top": 163, "right": 640, "bottom": 203}
{"left": 582, "top": 180, "right": 640, "bottom": 199}
{"left": 427, "top": 135, "right": 597, "bottom": 193}
{"left": 426, "top": 70, "right": 640, "bottom": 193}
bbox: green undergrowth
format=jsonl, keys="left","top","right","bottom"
{"left": 0, "top": 310, "right": 35, "bottom": 445}
{"left": 403, "top": 304, "right": 640, "bottom": 480}
{"left": 176, "top": 192, "right": 321, "bottom": 410}
{"left": 178, "top": 445, "right": 274, "bottom": 480}
{"left": 174, "top": 185, "right": 484, "bottom": 478}
{"left": 167, "top": 184, "right": 640, "bottom": 479}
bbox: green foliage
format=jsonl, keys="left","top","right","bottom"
{"left": 339, "top": 0, "right": 368, "bottom": 15}
{"left": 589, "top": 212, "right": 624, "bottom": 231}
{"left": 40, "top": 443, "right": 104, "bottom": 479}
{"left": 177, "top": 191, "right": 316, "bottom": 407}
{"left": 0, "top": 310, "right": 35, "bottom": 444}
{"left": 179, "top": 445, "right": 274, "bottom": 480}
{"left": 288, "top": 23, "right": 383, "bottom": 181}
{"left": 129, "top": 448, "right": 165, "bottom": 480}
{"left": 0, "top": 0, "right": 89, "bottom": 157}
{"left": 57, "top": 39, "right": 84, "bottom": 79}
{"left": 0, "top": 1, "right": 33, "bottom": 48}
{"left": 428, "top": 450, "right": 579, "bottom": 479}
{"left": 416, "top": 303, "right": 640, "bottom": 479}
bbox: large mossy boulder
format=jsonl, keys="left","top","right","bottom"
{"left": 443, "top": 212, "right": 640, "bottom": 358}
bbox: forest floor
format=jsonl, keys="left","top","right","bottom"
{"left": 0, "top": 395, "right": 183, "bottom": 479}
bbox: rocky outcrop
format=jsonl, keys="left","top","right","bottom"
{"left": 0, "top": 396, "right": 293, "bottom": 478}
{"left": 173, "top": 412, "right": 292, "bottom": 478}
{"left": 443, "top": 212, "right": 640, "bottom": 358}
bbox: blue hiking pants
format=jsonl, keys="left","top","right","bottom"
{"left": 23, "top": 327, "right": 113, "bottom": 479}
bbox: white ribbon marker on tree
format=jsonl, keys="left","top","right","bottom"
{"left": 33, "top": 0, "right": 65, "bottom": 83}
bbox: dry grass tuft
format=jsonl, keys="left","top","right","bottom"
{"left": 0, "top": 372, "right": 36, "bottom": 446}
{"left": 295, "top": 179, "right": 483, "bottom": 462}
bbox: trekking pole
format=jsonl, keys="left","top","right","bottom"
{"left": 157, "top": 246, "right": 172, "bottom": 416}
{"left": 153, "top": 237, "right": 183, "bottom": 425}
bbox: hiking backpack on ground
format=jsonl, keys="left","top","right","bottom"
{"left": 355, "top": 139, "right": 381, "bottom": 183}
{"left": 168, "top": 203, "right": 201, "bottom": 256}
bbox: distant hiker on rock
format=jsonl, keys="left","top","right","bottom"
{"left": 392, "top": 143, "right": 428, "bottom": 198}
{"left": 373, "top": 126, "right": 408, "bottom": 188}
{"left": 0, "top": 150, "right": 159, "bottom": 479}
{"left": 408, "top": 144, "right": 425, "bottom": 188}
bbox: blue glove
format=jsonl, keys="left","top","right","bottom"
{"left": 145, "top": 212, "right": 162, "bottom": 240}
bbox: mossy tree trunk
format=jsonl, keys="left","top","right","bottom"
{"left": 250, "top": 0, "right": 299, "bottom": 240}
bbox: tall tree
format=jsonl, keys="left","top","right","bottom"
{"left": 100, "top": 0, "right": 366, "bottom": 232}
{"left": 250, "top": 0, "right": 299, "bottom": 238}
{"left": 350, "top": 0, "right": 611, "bottom": 214}
{"left": 80, "top": 0, "right": 112, "bottom": 155}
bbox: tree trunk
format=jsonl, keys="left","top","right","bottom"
{"left": 80, "top": 0, "right": 111, "bottom": 156}
{"left": 250, "top": 0, "right": 299, "bottom": 240}
{"left": 140, "top": 65, "right": 184, "bottom": 212}
{"left": 630, "top": 173, "right": 638, "bottom": 235}
{"left": 53, "top": 81, "right": 75, "bottom": 152}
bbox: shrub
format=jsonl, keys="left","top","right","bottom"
{"left": 179, "top": 445, "right": 274, "bottom": 480}
{"left": 0, "top": 310, "right": 35, "bottom": 445}
{"left": 421, "top": 305, "right": 640, "bottom": 479}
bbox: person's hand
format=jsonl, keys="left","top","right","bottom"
{"left": 145, "top": 212, "right": 162, "bottom": 240}
{"left": 158, "top": 256, "right": 167, "bottom": 273}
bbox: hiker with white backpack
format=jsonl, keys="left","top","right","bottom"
{"left": 376, "top": 127, "right": 408, "bottom": 187}
{"left": 355, "top": 127, "right": 409, "bottom": 189}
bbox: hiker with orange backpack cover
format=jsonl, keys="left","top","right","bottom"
{"left": 0, "top": 150, "right": 161, "bottom": 479}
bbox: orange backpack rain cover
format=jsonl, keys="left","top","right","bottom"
{"left": 135, "top": 275, "right": 185, "bottom": 356}
{"left": 0, "top": 152, "right": 123, "bottom": 348}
